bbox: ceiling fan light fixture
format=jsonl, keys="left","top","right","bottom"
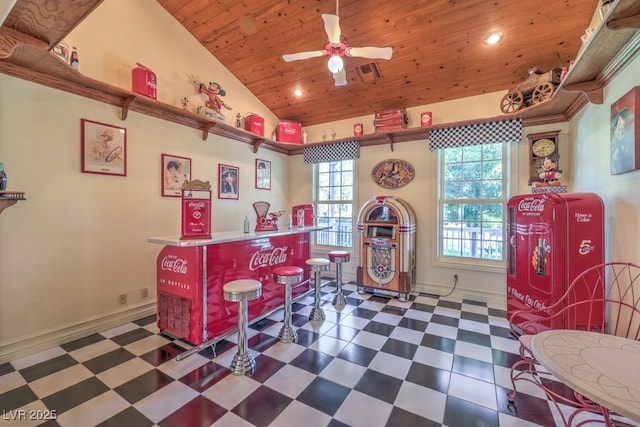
{"left": 327, "top": 55, "right": 344, "bottom": 73}
{"left": 484, "top": 32, "right": 503, "bottom": 46}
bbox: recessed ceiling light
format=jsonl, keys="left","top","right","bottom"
{"left": 294, "top": 89, "right": 303, "bottom": 97}
{"left": 484, "top": 32, "right": 503, "bottom": 46}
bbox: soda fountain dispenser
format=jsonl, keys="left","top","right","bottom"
{"left": 356, "top": 196, "right": 416, "bottom": 301}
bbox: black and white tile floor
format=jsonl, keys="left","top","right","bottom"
{"left": 1, "top": 282, "right": 638, "bottom": 426}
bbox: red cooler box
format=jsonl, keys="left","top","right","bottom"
{"left": 245, "top": 114, "right": 264, "bottom": 136}
{"left": 292, "top": 204, "right": 314, "bottom": 226}
{"left": 277, "top": 120, "right": 302, "bottom": 144}
{"left": 132, "top": 63, "right": 157, "bottom": 99}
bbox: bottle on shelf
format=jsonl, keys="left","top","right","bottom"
{"left": 0, "top": 162, "right": 7, "bottom": 191}
{"left": 243, "top": 215, "right": 250, "bottom": 233}
{"left": 70, "top": 47, "right": 79, "bottom": 70}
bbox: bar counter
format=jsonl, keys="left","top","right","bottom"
{"left": 148, "top": 226, "right": 328, "bottom": 358}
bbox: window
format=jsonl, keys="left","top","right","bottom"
{"left": 439, "top": 143, "right": 506, "bottom": 261}
{"left": 313, "top": 159, "right": 355, "bottom": 248}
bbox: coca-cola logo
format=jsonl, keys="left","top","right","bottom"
{"left": 160, "top": 255, "right": 188, "bottom": 274}
{"left": 249, "top": 246, "right": 288, "bottom": 271}
{"left": 517, "top": 198, "right": 545, "bottom": 212}
{"left": 284, "top": 128, "right": 296, "bottom": 135}
{"left": 189, "top": 201, "right": 206, "bottom": 209}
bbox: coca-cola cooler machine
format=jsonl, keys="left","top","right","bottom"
{"left": 507, "top": 192, "right": 604, "bottom": 333}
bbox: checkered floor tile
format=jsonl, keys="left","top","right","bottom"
{"left": 2, "top": 282, "right": 639, "bottom": 426}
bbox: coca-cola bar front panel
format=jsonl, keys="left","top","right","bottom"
{"left": 155, "top": 232, "right": 311, "bottom": 345}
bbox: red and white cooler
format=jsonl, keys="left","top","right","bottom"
{"left": 277, "top": 120, "right": 302, "bottom": 144}
{"left": 131, "top": 63, "right": 157, "bottom": 99}
{"left": 507, "top": 192, "right": 604, "bottom": 333}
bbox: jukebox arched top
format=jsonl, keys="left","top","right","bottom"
{"left": 357, "top": 196, "right": 416, "bottom": 231}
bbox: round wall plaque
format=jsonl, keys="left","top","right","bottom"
{"left": 371, "top": 159, "right": 415, "bottom": 189}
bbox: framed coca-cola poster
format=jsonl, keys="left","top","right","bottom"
{"left": 219, "top": 163, "right": 239, "bottom": 199}
{"left": 162, "top": 154, "right": 191, "bottom": 197}
{"left": 81, "top": 119, "right": 126, "bottom": 176}
{"left": 255, "top": 159, "right": 271, "bottom": 190}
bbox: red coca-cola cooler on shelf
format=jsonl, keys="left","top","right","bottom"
{"left": 507, "top": 192, "right": 604, "bottom": 333}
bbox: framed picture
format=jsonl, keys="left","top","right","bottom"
{"left": 81, "top": 119, "right": 126, "bottom": 176}
{"left": 610, "top": 86, "right": 640, "bottom": 175}
{"left": 218, "top": 163, "right": 239, "bottom": 199}
{"left": 255, "top": 159, "right": 271, "bottom": 190}
{"left": 161, "top": 154, "right": 191, "bottom": 197}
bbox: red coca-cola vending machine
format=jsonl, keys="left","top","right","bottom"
{"left": 507, "top": 192, "right": 604, "bottom": 333}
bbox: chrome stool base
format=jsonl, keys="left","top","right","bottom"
{"left": 223, "top": 279, "right": 262, "bottom": 376}
{"left": 277, "top": 326, "right": 298, "bottom": 343}
{"left": 332, "top": 293, "right": 347, "bottom": 307}
{"left": 329, "top": 250, "right": 350, "bottom": 309}
{"left": 273, "top": 265, "right": 304, "bottom": 344}
{"left": 306, "top": 258, "right": 331, "bottom": 322}
{"left": 230, "top": 352, "right": 256, "bottom": 375}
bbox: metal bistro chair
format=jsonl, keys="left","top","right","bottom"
{"left": 507, "top": 262, "right": 640, "bottom": 426}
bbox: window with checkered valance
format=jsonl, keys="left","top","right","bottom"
{"left": 303, "top": 140, "right": 360, "bottom": 163}
{"left": 428, "top": 118, "right": 522, "bottom": 150}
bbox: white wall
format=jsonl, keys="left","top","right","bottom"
{"left": 569, "top": 54, "right": 640, "bottom": 263}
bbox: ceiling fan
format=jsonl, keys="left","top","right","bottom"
{"left": 282, "top": 0, "right": 392, "bottom": 86}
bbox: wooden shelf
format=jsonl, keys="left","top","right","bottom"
{"left": 0, "top": 192, "right": 26, "bottom": 215}
{"left": 0, "top": 0, "right": 638, "bottom": 155}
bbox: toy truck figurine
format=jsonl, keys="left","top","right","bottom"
{"left": 500, "top": 67, "right": 562, "bottom": 114}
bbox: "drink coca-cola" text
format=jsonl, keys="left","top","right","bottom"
{"left": 160, "top": 255, "right": 188, "bottom": 274}
{"left": 249, "top": 246, "right": 288, "bottom": 271}
{"left": 517, "top": 198, "right": 545, "bottom": 212}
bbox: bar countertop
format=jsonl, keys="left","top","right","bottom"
{"left": 148, "top": 225, "right": 331, "bottom": 246}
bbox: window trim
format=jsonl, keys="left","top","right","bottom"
{"left": 435, "top": 141, "right": 510, "bottom": 268}
{"left": 312, "top": 159, "right": 356, "bottom": 249}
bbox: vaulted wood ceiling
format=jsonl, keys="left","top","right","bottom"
{"left": 156, "top": 0, "right": 599, "bottom": 126}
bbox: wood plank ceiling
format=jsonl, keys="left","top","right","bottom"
{"left": 156, "top": 0, "right": 600, "bottom": 126}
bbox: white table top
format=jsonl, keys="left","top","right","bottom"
{"left": 531, "top": 329, "right": 640, "bottom": 422}
{"left": 148, "top": 225, "right": 330, "bottom": 246}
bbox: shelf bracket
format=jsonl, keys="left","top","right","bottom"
{"left": 121, "top": 96, "right": 136, "bottom": 120}
{"left": 201, "top": 122, "right": 217, "bottom": 140}
{"left": 251, "top": 138, "right": 266, "bottom": 153}
{"left": 607, "top": 13, "right": 640, "bottom": 30}
{"left": 562, "top": 80, "right": 604, "bottom": 104}
{"left": 384, "top": 134, "right": 395, "bottom": 152}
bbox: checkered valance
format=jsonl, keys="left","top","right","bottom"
{"left": 303, "top": 140, "right": 360, "bottom": 163}
{"left": 428, "top": 118, "right": 522, "bottom": 151}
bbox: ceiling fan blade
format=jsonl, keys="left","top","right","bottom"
{"left": 346, "top": 46, "right": 393, "bottom": 60}
{"left": 333, "top": 68, "right": 347, "bottom": 86}
{"left": 282, "top": 50, "right": 325, "bottom": 62}
{"left": 321, "top": 14, "right": 341, "bottom": 44}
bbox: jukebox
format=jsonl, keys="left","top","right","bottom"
{"left": 356, "top": 196, "right": 416, "bottom": 300}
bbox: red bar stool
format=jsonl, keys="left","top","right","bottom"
{"left": 223, "top": 279, "right": 262, "bottom": 375}
{"left": 272, "top": 265, "right": 304, "bottom": 343}
{"left": 306, "top": 258, "right": 330, "bottom": 321}
{"left": 328, "top": 250, "right": 350, "bottom": 307}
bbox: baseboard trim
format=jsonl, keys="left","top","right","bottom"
{"left": 0, "top": 302, "right": 156, "bottom": 364}
{"left": 414, "top": 282, "right": 506, "bottom": 309}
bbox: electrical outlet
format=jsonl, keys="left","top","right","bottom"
{"left": 141, "top": 288, "right": 149, "bottom": 299}
{"left": 119, "top": 294, "right": 127, "bottom": 305}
